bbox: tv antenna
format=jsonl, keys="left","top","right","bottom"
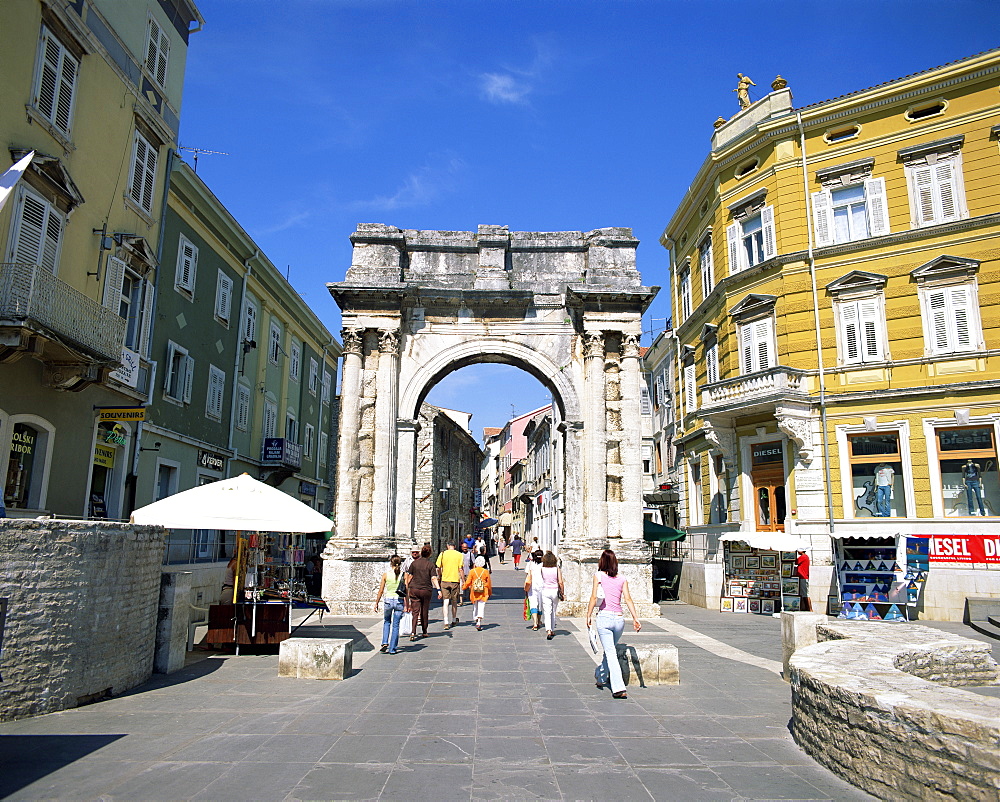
{"left": 179, "top": 145, "right": 229, "bottom": 173}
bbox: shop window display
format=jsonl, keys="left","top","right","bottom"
{"left": 849, "top": 432, "right": 906, "bottom": 517}
{"left": 937, "top": 427, "right": 997, "bottom": 517}
{"left": 5, "top": 422, "right": 48, "bottom": 510}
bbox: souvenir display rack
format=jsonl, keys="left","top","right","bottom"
{"left": 719, "top": 542, "right": 801, "bottom": 614}
{"left": 205, "top": 532, "right": 307, "bottom": 651}
{"left": 833, "top": 536, "right": 909, "bottom": 622}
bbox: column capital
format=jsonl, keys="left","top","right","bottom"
{"left": 378, "top": 328, "right": 400, "bottom": 354}
{"left": 621, "top": 332, "right": 641, "bottom": 358}
{"left": 341, "top": 327, "right": 365, "bottom": 355}
{"left": 583, "top": 331, "right": 605, "bottom": 359}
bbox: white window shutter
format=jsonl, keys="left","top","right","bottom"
{"left": 706, "top": 342, "right": 719, "bottom": 384}
{"left": 912, "top": 165, "right": 936, "bottom": 226}
{"left": 760, "top": 205, "right": 776, "bottom": 260}
{"left": 216, "top": 273, "right": 232, "bottom": 320}
{"left": 858, "top": 299, "right": 883, "bottom": 360}
{"left": 739, "top": 324, "right": 753, "bottom": 374}
{"left": 840, "top": 301, "right": 861, "bottom": 363}
{"left": 726, "top": 222, "right": 741, "bottom": 273}
{"left": 139, "top": 283, "right": 155, "bottom": 358}
{"left": 935, "top": 161, "right": 959, "bottom": 222}
{"left": 102, "top": 256, "right": 127, "bottom": 310}
{"left": 164, "top": 344, "right": 178, "bottom": 392}
{"left": 640, "top": 384, "right": 652, "bottom": 416}
{"left": 927, "top": 290, "right": 949, "bottom": 352}
{"left": 684, "top": 364, "right": 696, "bottom": 414}
{"left": 812, "top": 190, "right": 834, "bottom": 247}
{"left": 11, "top": 188, "right": 45, "bottom": 265}
{"left": 864, "top": 177, "right": 890, "bottom": 237}
{"left": 182, "top": 355, "right": 194, "bottom": 403}
{"left": 948, "top": 286, "right": 971, "bottom": 349}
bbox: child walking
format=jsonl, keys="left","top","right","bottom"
{"left": 462, "top": 555, "right": 493, "bottom": 631}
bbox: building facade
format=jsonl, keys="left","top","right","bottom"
{"left": 1, "top": 0, "right": 202, "bottom": 519}
{"left": 412, "top": 403, "right": 483, "bottom": 552}
{"left": 147, "top": 160, "right": 340, "bottom": 595}
{"left": 662, "top": 51, "right": 1000, "bottom": 620}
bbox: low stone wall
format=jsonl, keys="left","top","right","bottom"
{"left": 789, "top": 620, "right": 1000, "bottom": 800}
{"left": 0, "top": 519, "right": 164, "bottom": 721}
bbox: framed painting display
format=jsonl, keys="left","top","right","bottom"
{"left": 728, "top": 541, "right": 751, "bottom": 554}
{"left": 781, "top": 564, "right": 793, "bottom": 578}
{"left": 783, "top": 595, "right": 801, "bottom": 612}
{"left": 731, "top": 556, "right": 745, "bottom": 570}
{"left": 782, "top": 578, "right": 800, "bottom": 596}
{"left": 745, "top": 556, "right": 760, "bottom": 569}
{"left": 728, "top": 581, "right": 746, "bottom": 597}
{"left": 760, "top": 555, "right": 777, "bottom": 569}
{"left": 761, "top": 599, "right": 775, "bottom": 614}
{"left": 748, "top": 598, "right": 761, "bottom": 614}
{"left": 781, "top": 551, "right": 797, "bottom": 561}
{"left": 734, "top": 597, "right": 748, "bottom": 613}
{"left": 720, "top": 597, "right": 734, "bottom": 613}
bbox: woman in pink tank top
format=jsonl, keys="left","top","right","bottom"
{"left": 585, "top": 549, "right": 641, "bottom": 699}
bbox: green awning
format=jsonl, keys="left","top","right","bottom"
{"left": 642, "top": 520, "right": 686, "bottom": 542}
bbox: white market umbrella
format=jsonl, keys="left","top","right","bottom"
{"left": 131, "top": 473, "right": 332, "bottom": 533}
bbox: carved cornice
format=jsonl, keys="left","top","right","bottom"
{"left": 776, "top": 404, "right": 815, "bottom": 466}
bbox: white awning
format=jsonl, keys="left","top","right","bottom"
{"left": 498, "top": 512, "right": 513, "bottom": 527}
{"left": 720, "top": 532, "right": 810, "bottom": 551}
{"left": 828, "top": 530, "right": 898, "bottom": 540}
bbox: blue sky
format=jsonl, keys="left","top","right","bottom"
{"left": 179, "top": 0, "right": 998, "bottom": 438}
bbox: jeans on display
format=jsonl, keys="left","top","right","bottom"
{"left": 541, "top": 589, "right": 559, "bottom": 633}
{"left": 875, "top": 485, "right": 891, "bottom": 517}
{"left": 382, "top": 598, "right": 404, "bottom": 653}
{"left": 594, "top": 611, "right": 626, "bottom": 694}
{"left": 965, "top": 480, "right": 986, "bottom": 515}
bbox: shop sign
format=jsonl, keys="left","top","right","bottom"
{"left": 920, "top": 534, "right": 1000, "bottom": 564}
{"left": 299, "top": 481, "right": 316, "bottom": 496}
{"left": 473, "top": 488, "right": 482, "bottom": 508}
{"left": 98, "top": 407, "right": 146, "bottom": 423}
{"left": 751, "top": 442, "right": 783, "bottom": 465}
{"left": 108, "top": 347, "right": 140, "bottom": 388}
{"left": 10, "top": 429, "right": 34, "bottom": 455}
{"left": 198, "top": 450, "right": 225, "bottom": 471}
{"left": 263, "top": 437, "right": 302, "bottom": 469}
{"left": 93, "top": 444, "right": 116, "bottom": 468}
{"left": 938, "top": 427, "right": 993, "bottom": 450}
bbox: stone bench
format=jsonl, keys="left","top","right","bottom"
{"left": 787, "top": 616, "right": 1000, "bottom": 800}
{"left": 616, "top": 643, "right": 679, "bottom": 686}
{"left": 278, "top": 637, "right": 353, "bottom": 680}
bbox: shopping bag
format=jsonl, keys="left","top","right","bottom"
{"left": 589, "top": 624, "right": 600, "bottom": 654}
{"left": 523, "top": 596, "right": 530, "bottom": 621}
{"left": 399, "top": 612, "right": 412, "bottom": 637}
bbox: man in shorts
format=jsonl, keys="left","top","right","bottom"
{"left": 436, "top": 542, "right": 465, "bottom": 629}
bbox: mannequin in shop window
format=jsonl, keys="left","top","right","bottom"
{"left": 963, "top": 459, "right": 987, "bottom": 516}
{"left": 874, "top": 463, "right": 894, "bottom": 517}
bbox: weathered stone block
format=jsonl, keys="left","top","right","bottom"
{"left": 278, "top": 637, "right": 353, "bottom": 680}
{"left": 616, "top": 643, "right": 679, "bottom": 686}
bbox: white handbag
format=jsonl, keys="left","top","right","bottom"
{"left": 398, "top": 611, "right": 412, "bottom": 636}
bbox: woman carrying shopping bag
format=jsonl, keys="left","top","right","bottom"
{"left": 462, "top": 555, "right": 493, "bottom": 631}
{"left": 585, "top": 549, "right": 641, "bottom": 699}
{"left": 373, "top": 555, "right": 406, "bottom": 654}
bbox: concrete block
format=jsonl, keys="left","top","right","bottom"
{"left": 154, "top": 571, "right": 192, "bottom": 674}
{"left": 278, "top": 638, "right": 352, "bottom": 680}
{"left": 781, "top": 611, "right": 826, "bottom": 681}
{"left": 616, "top": 643, "right": 680, "bottom": 686}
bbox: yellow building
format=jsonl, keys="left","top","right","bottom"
{"left": 660, "top": 51, "right": 1000, "bottom": 621}
{"left": 0, "top": 0, "right": 202, "bottom": 518}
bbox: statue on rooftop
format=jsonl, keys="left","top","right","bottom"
{"left": 734, "top": 73, "right": 756, "bottom": 109}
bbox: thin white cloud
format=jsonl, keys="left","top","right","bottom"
{"left": 255, "top": 208, "right": 312, "bottom": 236}
{"left": 352, "top": 154, "right": 466, "bottom": 212}
{"left": 480, "top": 72, "right": 532, "bottom": 104}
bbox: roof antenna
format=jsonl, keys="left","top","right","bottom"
{"left": 179, "top": 145, "right": 229, "bottom": 173}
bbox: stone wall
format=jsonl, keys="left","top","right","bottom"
{"left": 789, "top": 619, "right": 1000, "bottom": 800}
{"left": 0, "top": 519, "right": 164, "bottom": 721}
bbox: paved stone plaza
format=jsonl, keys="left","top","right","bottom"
{"left": 4, "top": 560, "right": 947, "bottom": 801}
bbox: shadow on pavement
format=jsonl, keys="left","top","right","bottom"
{"left": 0, "top": 734, "right": 124, "bottom": 797}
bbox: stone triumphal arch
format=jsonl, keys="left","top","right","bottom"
{"left": 321, "top": 224, "right": 659, "bottom": 616}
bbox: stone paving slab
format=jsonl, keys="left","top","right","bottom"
{"left": 0, "top": 562, "right": 877, "bottom": 801}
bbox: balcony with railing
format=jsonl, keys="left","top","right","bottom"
{"left": 700, "top": 366, "right": 808, "bottom": 415}
{"left": 0, "top": 262, "right": 126, "bottom": 365}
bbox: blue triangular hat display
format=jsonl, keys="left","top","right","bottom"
{"left": 865, "top": 603, "right": 881, "bottom": 620}
{"left": 885, "top": 605, "right": 905, "bottom": 622}
{"left": 849, "top": 603, "right": 866, "bottom": 620}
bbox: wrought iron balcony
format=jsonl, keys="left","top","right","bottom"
{"left": 0, "top": 262, "right": 126, "bottom": 365}
{"left": 700, "top": 366, "right": 808, "bottom": 415}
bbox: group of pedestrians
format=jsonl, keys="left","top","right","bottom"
{"left": 373, "top": 540, "right": 640, "bottom": 701}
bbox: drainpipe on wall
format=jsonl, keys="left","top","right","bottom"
{"left": 796, "top": 112, "right": 836, "bottom": 537}
{"left": 125, "top": 147, "right": 175, "bottom": 516}
{"left": 226, "top": 251, "right": 256, "bottom": 475}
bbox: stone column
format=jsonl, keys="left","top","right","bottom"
{"left": 371, "top": 327, "right": 400, "bottom": 548}
{"left": 393, "top": 418, "right": 421, "bottom": 552}
{"left": 354, "top": 330, "right": 378, "bottom": 543}
{"left": 582, "top": 330, "right": 607, "bottom": 549}
{"left": 331, "top": 327, "right": 364, "bottom": 549}
{"left": 619, "top": 332, "right": 644, "bottom": 547}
